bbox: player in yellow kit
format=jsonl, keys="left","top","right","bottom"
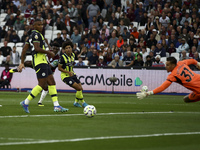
{"left": 58, "top": 41, "right": 88, "bottom": 107}
{"left": 18, "top": 19, "right": 68, "bottom": 113}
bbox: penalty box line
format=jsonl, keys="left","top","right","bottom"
{"left": 0, "top": 111, "right": 200, "bottom": 119}
{"left": 0, "top": 132, "right": 200, "bottom": 146}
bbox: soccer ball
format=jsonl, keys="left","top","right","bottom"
{"left": 83, "top": 105, "right": 97, "bottom": 118}
{"left": 141, "top": 86, "right": 148, "bottom": 92}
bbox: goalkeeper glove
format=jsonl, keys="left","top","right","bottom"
{"left": 136, "top": 91, "right": 154, "bottom": 100}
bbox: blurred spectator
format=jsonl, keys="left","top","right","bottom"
{"left": 10, "top": 30, "right": 20, "bottom": 43}
{"left": 131, "top": 27, "right": 139, "bottom": 39}
{"left": 14, "top": 18, "right": 24, "bottom": 31}
{"left": 52, "top": 32, "right": 64, "bottom": 47}
{"left": 159, "top": 12, "right": 170, "bottom": 28}
{"left": 11, "top": 46, "right": 20, "bottom": 65}
{"left": 152, "top": 55, "right": 165, "bottom": 67}
{"left": 108, "top": 12, "right": 119, "bottom": 26}
{"left": 19, "top": 0, "right": 28, "bottom": 13}
{"left": 108, "top": 55, "right": 123, "bottom": 68}
{"left": 176, "top": 38, "right": 189, "bottom": 53}
{"left": 135, "top": 2, "right": 145, "bottom": 17}
{"left": 168, "top": 34, "right": 178, "bottom": 48}
{"left": 4, "top": 9, "right": 12, "bottom": 22}
{"left": 0, "top": 41, "right": 12, "bottom": 63}
{"left": 104, "top": 48, "right": 113, "bottom": 64}
{"left": 119, "top": 20, "right": 125, "bottom": 35}
{"left": 180, "top": 12, "right": 191, "bottom": 25}
{"left": 0, "top": 64, "right": 13, "bottom": 89}
{"left": 99, "top": 33, "right": 108, "bottom": 44}
{"left": 108, "top": 30, "right": 118, "bottom": 48}
{"left": 5, "top": 15, "right": 15, "bottom": 27}
{"left": 180, "top": 28, "right": 189, "bottom": 42}
{"left": 71, "top": 29, "right": 81, "bottom": 44}
{"left": 73, "top": 44, "right": 80, "bottom": 60}
{"left": 141, "top": 47, "right": 148, "bottom": 62}
{"left": 123, "top": 14, "right": 130, "bottom": 26}
{"left": 24, "top": 4, "right": 33, "bottom": 19}
{"left": 133, "top": 53, "right": 144, "bottom": 67}
{"left": 123, "top": 51, "right": 134, "bottom": 67}
{"left": 21, "top": 31, "right": 29, "bottom": 43}
{"left": 189, "top": 46, "right": 197, "bottom": 58}
{"left": 116, "top": 35, "right": 124, "bottom": 48}
{"left": 180, "top": 50, "right": 190, "bottom": 61}
{"left": 154, "top": 43, "right": 166, "bottom": 57}
{"left": 78, "top": 46, "right": 88, "bottom": 60}
{"left": 144, "top": 55, "right": 153, "bottom": 67}
{"left": 89, "top": 38, "right": 100, "bottom": 50}
{"left": 115, "top": 6, "right": 123, "bottom": 20}
{"left": 86, "top": 0, "right": 100, "bottom": 25}
{"left": 122, "top": 27, "right": 130, "bottom": 40}
{"left": 96, "top": 56, "right": 107, "bottom": 67}
{"left": 193, "top": 52, "right": 200, "bottom": 62}
{"left": 1, "top": 26, "right": 7, "bottom": 40}
{"left": 146, "top": 34, "right": 157, "bottom": 49}
{"left": 88, "top": 49, "right": 99, "bottom": 66}
{"left": 152, "top": 29, "right": 160, "bottom": 42}
{"left": 140, "top": 11, "right": 148, "bottom": 26}
{"left": 89, "top": 27, "right": 99, "bottom": 42}
{"left": 100, "top": 25, "right": 109, "bottom": 37}
{"left": 175, "top": 36, "right": 182, "bottom": 48}
{"left": 75, "top": 57, "right": 86, "bottom": 66}
{"left": 112, "top": 46, "right": 122, "bottom": 60}
{"left": 89, "top": 16, "right": 99, "bottom": 30}
{"left": 167, "top": 43, "right": 176, "bottom": 56}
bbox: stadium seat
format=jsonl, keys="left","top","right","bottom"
{"left": 131, "top": 21, "right": 138, "bottom": 28}
{"left": 138, "top": 26, "right": 146, "bottom": 31}
{"left": 16, "top": 47, "right": 23, "bottom": 56}
{"left": 7, "top": 42, "right": 15, "bottom": 48}
{"left": 171, "top": 52, "right": 180, "bottom": 61}
{"left": 16, "top": 42, "right": 24, "bottom": 47}
{"left": 160, "top": 57, "right": 167, "bottom": 65}
{"left": 103, "top": 21, "right": 108, "bottom": 25}
{"left": 0, "top": 21, "right": 6, "bottom": 26}
{"left": 25, "top": 55, "right": 32, "bottom": 61}
{"left": 18, "top": 30, "right": 24, "bottom": 39}
{"left": 166, "top": 52, "right": 169, "bottom": 57}
{"left": 0, "top": 13, "right": 7, "bottom": 19}
{"left": 83, "top": 60, "right": 88, "bottom": 66}
{"left": 53, "top": 30, "right": 61, "bottom": 35}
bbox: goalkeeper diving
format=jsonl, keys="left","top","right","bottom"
{"left": 137, "top": 57, "right": 200, "bottom": 103}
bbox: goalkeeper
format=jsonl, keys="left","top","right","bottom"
{"left": 137, "top": 57, "right": 200, "bottom": 103}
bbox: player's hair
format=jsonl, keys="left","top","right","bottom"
{"left": 33, "top": 19, "right": 41, "bottom": 25}
{"left": 167, "top": 57, "right": 177, "bottom": 65}
{"left": 52, "top": 42, "right": 60, "bottom": 47}
{"left": 62, "top": 41, "right": 73, "bottom": 49}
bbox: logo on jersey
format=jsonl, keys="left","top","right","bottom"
{"left": 42, "top": 72, "right": 46, "bottom": 76}
{"left": 69, "top": 81, "right": 72, "bottom": 85}
{"left": 35, "top": 35, "right": 38, "bottom": 39}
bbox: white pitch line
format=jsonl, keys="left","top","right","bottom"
{"left": 0, "top": 132, "right": 200, "bottom": 146}
{"left": 0, "top": 111, "right": 200, "bottom": 119}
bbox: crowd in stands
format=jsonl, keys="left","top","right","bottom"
{"left": 0, "top": 0, "right": 200, "bottom": 69}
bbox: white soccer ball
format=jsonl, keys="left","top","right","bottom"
{"left": 141, "top": 86, "right": 148, "bottom": 92}
{"left": 83, "top": 105, "right": 97, "bottom": 118}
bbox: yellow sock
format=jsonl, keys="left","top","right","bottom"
{"left": 27, "top": 85, "right": 43, "bottom": 101}
{"left": 75, "top": 90, "right": 85, "bottom": 103}
{"left": 48, "top": 85, "right": 59, "bottom": 106}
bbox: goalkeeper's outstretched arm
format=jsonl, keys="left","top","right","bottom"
{"left": 136, "top": 80, "right": 172, "bottom": 100}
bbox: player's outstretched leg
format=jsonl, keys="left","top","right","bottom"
{"left": 20, "top": 85, "right": 43, "bottom": 113}
{"left": 74, "top": 90, "right": 88, "bottom": 108}
{"left": 38, "top": 89, "right": 48, "bottom": 106}
{"left": 48, "top": 85, "right": 69, "bottom": 112}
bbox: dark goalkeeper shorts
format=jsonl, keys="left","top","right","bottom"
{"left": 35, "top": 64, "right": 53, "bottom": 79}
{"left": 63, "top": 75, "right": 80, "bottom": 87}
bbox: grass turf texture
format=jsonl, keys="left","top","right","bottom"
{"left": 0, "top": 91, "right": 200, "bottom": 150}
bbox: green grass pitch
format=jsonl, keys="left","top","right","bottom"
{"left": 0, "top": 91, "right": 200, "bottom": 150}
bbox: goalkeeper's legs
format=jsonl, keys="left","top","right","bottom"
{"left": 184, "top": 92, "right": 200, "bottom": 103}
